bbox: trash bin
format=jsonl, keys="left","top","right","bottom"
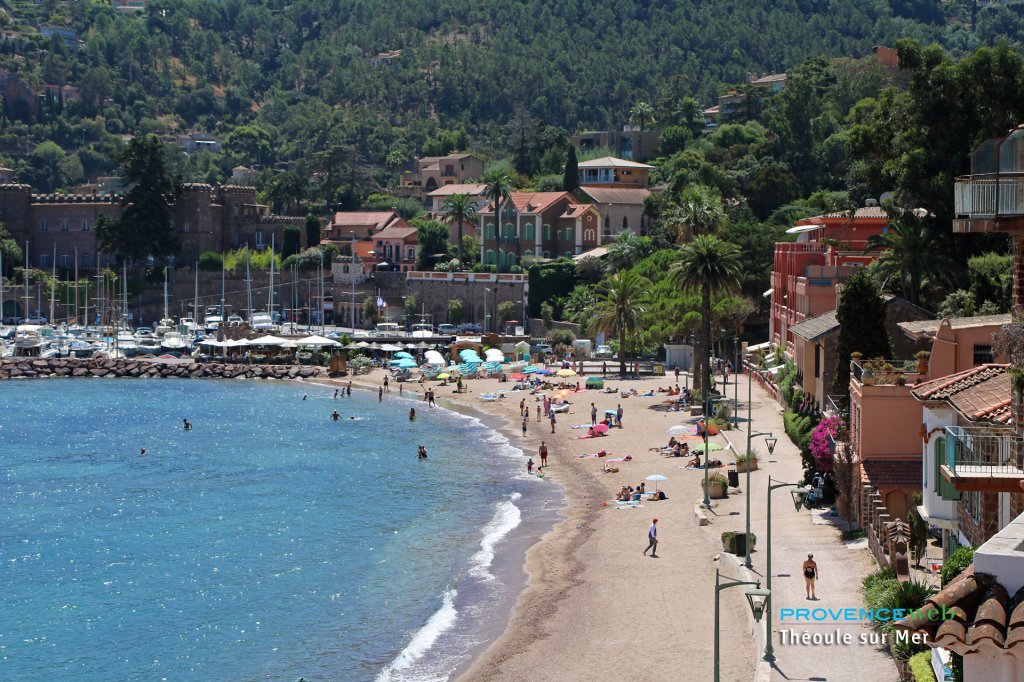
{"left": 734, "top": 532, "right": 747, "bottom": 557}
{"left": 727, "top": 469, "right": 740, "bottom": 488}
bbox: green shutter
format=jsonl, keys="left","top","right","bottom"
{"left": 935, "top": 437, "right": 960, "bottom": 501}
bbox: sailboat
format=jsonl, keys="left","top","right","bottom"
{"left": 155, "top": 268, "right": 175, "bottom": 336}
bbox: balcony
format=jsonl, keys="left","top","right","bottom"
{"left": 826, "top": 394, "right": 850, "bottom": 420}
{"left": 953, "top": 173, "right": 1024, "bottom": 233}
{"left": 851, "top": 358, "right": 925, "bottom": 387}
{"left": 941, "top": 425, "right": 1024, "bottom": 492}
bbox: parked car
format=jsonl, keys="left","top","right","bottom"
{"left": 23, "top": 315, "right": 47, "bottom": 324}
{"left": 437, "top": 323, "right": 457, "bottom": 335}
{"left": 595, "top": 344, "right": 613, "bottom": 358}
{"left": 532, "top": 343, "right": 553, "bottom": 356}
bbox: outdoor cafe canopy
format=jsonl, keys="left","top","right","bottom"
{"left": 295, "top": 335, "right": 341, "bottom": 347}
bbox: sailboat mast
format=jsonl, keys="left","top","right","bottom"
{"left": 193, "top": 264, "right": 198, "bottom": 329}
{"left": 23, "top": 241, "right": 29, "bottom": 322}
{"left": 268, "top": 234, "right": 275, "bottom": 321}
{"left": 246, "top": 249, "right": 252, "bottom": 321}
{"left": 73, "top": 246, "right": 78, "bottom": 325}
{"left": 49, "top": 244, "right": 56, "bottom": 325}
{"left": 220, "top": 258, "right": 225, "bottom": 320}
{"left": 163, "top": 267, "right": 169, "bottom": 320}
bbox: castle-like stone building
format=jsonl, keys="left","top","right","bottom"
{"left": 0, "top": 183, "right": 305, "bottom": 272}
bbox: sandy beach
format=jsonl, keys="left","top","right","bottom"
{"left": 333, "top": 368, "right": 758, "bottom": 682}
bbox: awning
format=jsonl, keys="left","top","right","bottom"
{"left": 762, "top": 288, "right": 774, "bottom": 298}
{"left": 295, "top": 335, "right": 341, "bottom": 347}
{"left": 746, "top": 341, "right": 771, "bottom": 352}
{"left": 785, "top": 223, "right": 824, "bottom": 234}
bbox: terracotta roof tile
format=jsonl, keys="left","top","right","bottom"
{"left": 912, "top": 365, "right": 1012, "bottom": 424}
{"left": 861, "top": 459, "right": 922, "bottom": 488}
{"left": 896, "top": 567, "right": 1024, "bottom": 654}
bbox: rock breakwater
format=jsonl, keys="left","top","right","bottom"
{"left": 0, "top": 358, "right": 326, "bottom": 381}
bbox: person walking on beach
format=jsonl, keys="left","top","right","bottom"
{"left": 522, "top": 414, "right": 528, "bottom": 436}
{"left": 643, "top": 518, "right": 658, "bottom": 557}
{"left": 378, "top": 386, "right": 383, "bottom": 402}
{"left": 536, "top": 404, "right": 541, "bottom": 422}
{"left": 399, "top": 384, "right": 403, "bottom": 396}
{"left": 526, "top": 457, "right": 534, "bottom": 474}
{"left": 616, "top": 404, "right": 624, "bottom": 428}
{"left": 549, "top": 409, "right": 557, "bottom": 434}
{"left": 803, "top": 553, "right": 819, "bottom": 599}
{"left": 539, "top": 441, "right": 548, "bottom": 467}
{"left": 384, "top": 375, "right": 390, "bottom": 392}
{"left": 183, "top": 419, "right": 192, "bottom": 431}
{"left": 520, "top": 398, "right": 526, "bottom": 417}
{"left": 674, "top": 366, "right": 680, "bottom": 382}
{"left": 428, "top": 390, "right": 435, "bottom": 407}
{"left": 591, "top": 402, "right": 597, "bottom": 425}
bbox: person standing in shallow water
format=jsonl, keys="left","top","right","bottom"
{"left": 183, "top": 419, "right": 192, "bottom": 431}
{"left": 379, "top": 386, "right": 383, "bottom": 402}
{"left": 417, "top": 444, "right": 427, "bottom": 460}
{"left": 539, "top": 441, "right": 548, "bottom": 467}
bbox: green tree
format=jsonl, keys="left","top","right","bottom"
{"left": 224, "top": 124, "right": 273, "bottom": 165}
{"left": 670, "top": 235, "right": 742, "bottom": 395}
{"left": 630, "top": 101, "right": 655, "bottom": 131}
{"left": 865, "top": 208, "right": 955, "bottom": 307}
{"left": 442, "top": 194, "right": 478, "bottom": 265}
{"left": 363, "top": 295, "right": 379, "bottom": 326}
{"left": 415, "top": 220, "right": 452, "bottom": 270}
{"left": 589, "top": 269, "right": 649, "bottom": 377}
{"left": 604, "top": 231, "right": 654, "bottom": 273}
{"left": 831, "top": 269, "right": 892, "bottom": 395}
{"left": 665, "top": 185, "right": 726, "bottom": 243}
{"left": 498, "top": 300, "right": 516, "bottom": 327}
{"left": 483, "top": 170, "right": 513, "bottom": 269}
{"left": 282, "top": 225, "right": 302, "bottom": 258}
{"left": 261, "top": 171, "right": 307, "bottom": 214}
{"left": 447, "top": 298, "right": 464, "bottom": 325}
{"left": 563, "top": 145, "right": 579, "bottom": 193}
{"left": 540, "top": 301, "right": 554, "bottom": 329}
{"left": 305, "top": 214, "right": 322, "bottom": 248}
{"left": 96, "top": 135, "right": 182, "bottom": 262}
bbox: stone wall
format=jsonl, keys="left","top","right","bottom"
{"left": 0, "top": 357, "right": 325, "bottom": 380}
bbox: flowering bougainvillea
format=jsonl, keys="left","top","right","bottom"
{"left": 809, "top": 415, "right": 845, "bottom": 473}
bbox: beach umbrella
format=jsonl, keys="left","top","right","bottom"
{"left": 645, "top": 473, "right": 668, "bottom": 493}
{"left": 535, "top": 368, "right": 554, "bottom": 376}
{"left": 436, "top": 373, "right": 451, "bottom": 380}
{"left": 380, "top": 343, "right": 404, "bottom": 352}
{"left": 556, "top": 368, "right": 577, "bottom": 377}
{"left": 699, "top": 442, "right": 724, "bottom": 452}
{"left": 604, "top": 409, "right": 617, "bottom": 415}
{"left": 416, "top": 341, "right": 431, "bottom": 349}
{"left": 509, "top": 373, "right": 526, "bottom": 380}
{"left": 405, "top": 343, "right": 418, "bottom": 349}
{"left": 295, "top": 335, "right": 341, "bottom": 347}
{"left": 522, "top": 366, "right": 539, "bottom": 374}
{"left": 248, "top": 335, "right": 289, "bottom": 346}
{"left": 594, "top": 423, "right": 609, "bottom": 435}
{"left": 395, "top": 351, "right": 414, "bottom": 359}
{"left": 356, "top": 341, "right": 370, "bottom": 348}
{"left": 666, "top": 425, "right": 694, "bottom": 437}
{"left": 397, "top": 359, "right": 418, "bottom": 369}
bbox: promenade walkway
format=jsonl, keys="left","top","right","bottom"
{"left": 705, "top": 373, "right": 898, "bottom": 682}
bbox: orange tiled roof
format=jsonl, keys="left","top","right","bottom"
{"left": 861, "top": 459, "right": 921, "bottom": 489}
{"left": 912, "top": 365, "right": 1012, "bottom": 425}
{"left": 894, "top": 567, "right": 1024, "bottom": 654}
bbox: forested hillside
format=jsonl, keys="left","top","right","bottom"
{"left": 0, "top": 0, "right": 1017, "bottom": 193}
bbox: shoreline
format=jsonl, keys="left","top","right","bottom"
{"left": 331, "top": 369, "right": 757, "bottom": 681}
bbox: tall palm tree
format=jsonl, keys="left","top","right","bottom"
{"left": 665, "top": 185, "right": 725, "bottom": 243}
{"left": 629, "top": 101, "right": 655, "bottom": 131}
{"left": 442, "top": 193, "right": 478, "bottom": 266}
{"left": 864, "top": 209, "right": 954, "bottom": 306}
{"left": 483, "top": 170, "right": 513, "bottom": 269}
{"left": 589, "top": 269, "right": 648, "bottom": 377}
{"left": 670, "top": 235, "right": 742, "bottom": 397}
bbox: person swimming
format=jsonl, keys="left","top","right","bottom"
{"left": 409, "top": 408, "right": 416, "bottom": 422}
{"left": 331, "top": 410, "right": 340, "bottom": 421}
{"left": 139, "top": 448, "right": 147, "bottom": 456}
{"left": 183, "top": 419, "right": 192, "bottom": 431}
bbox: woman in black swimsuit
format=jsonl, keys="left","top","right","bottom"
{"left": 803, "top": 553, "right": 818, "bottom": 599}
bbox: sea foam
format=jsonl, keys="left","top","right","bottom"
{"left": 469, "top": 493, "right": 523, "bottom": 581}
{"left": 376, "top": 588, "right": 458, "bottom": 682}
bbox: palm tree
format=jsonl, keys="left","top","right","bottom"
{"left": 589, "top": 269, "right": 648, "bottom": 377}
{"left": 442, "top": 193, "right": 478, "bottom": 266}
{"left": 603, "top": 231, "right": 654, "bottom": 273}
{"left": 665, "top": 185, "right": 725, "bottom": 243}
{"left": 483, "top": 170, "right": 513, "bottom": 270}
{"left": 670, "top": 235, "right": 742, "bottom": 397}
{"left": 864, "top": 209, "right": 954, "bottom": 306}
{"left": 629, "top": 101, "right": 655, "bottom": 131}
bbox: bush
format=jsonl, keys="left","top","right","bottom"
{"left": 908, "top": 651, "right": 934, "bottom": 682}
{"left": 547, "top": 328, "right": 576, "bottom": 346}
{"left": 941, "top": 547, "right": 974, "bottom": 586}
{"left": 198, "top": 251, "right": 223, "bottom": 271}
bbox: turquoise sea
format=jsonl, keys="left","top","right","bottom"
{"left": 0, "top": 378, "right": 557, "bottom": 681}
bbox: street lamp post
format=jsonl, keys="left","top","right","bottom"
{"left": 743, "top": 431, "right": 777, "bottom": 569}
{"left": 714, "top": 570, "right": 769, "bottom": 682}
{"left": 733, "top": 335, "right": 740, "bottom": 428}
{"left": 763, "top": 476, "right": 811, "bottom": 662}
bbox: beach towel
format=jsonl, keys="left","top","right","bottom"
{"left": 575, "top": 433, "right": 607, "bottom": 440}
{"left": 576, "top": 453, "right": 602, "bottom": 459}
{"left": 613, "top": 500, "right": 642, "bottom": 508}
{"left": 571, "top": 423, "right": 597, "bottom": 429}
{"left": 605, "top": 455, "right": 633, "bottom": 463}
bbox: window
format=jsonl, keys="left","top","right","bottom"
{"left": 80, "top": 251, "right": 91, "bottom": 265}
{"left": 82, "top": 220, "right": 90, "bottom": 232}
{"left": 39, "top": 219, "right": 47, "bottom": 231}
{"left": 486, "top": 223, "right": 496, "bottom": 240}
{"left": 543, "top": 224, "right": 551, "bottom": 241}
{"left": 965, "top": 490, "right": 983, "bottom": 524}
{"left": 59, "top": 254, "right": 70, "bottom": 268}
{"left": 565, "top": 227, "right": 574, "bottom": 242}
{"left": 622, "top": 216, "right": 629, "bottom": 231}
{"left": 255, "top": 231, "right": 265, "bottom": 248}
{"left": 604, "top": 216, "right": 610, "bottom": 232}
{"left": 61, "top": 220, "right": 69, "bottom": 232}
{"left": 524, "top": 224, "right": 535, "bottom": 241}
{"left": 406, "top": 247, "right": 415, "bottom": 260}
{"left": 973, "top": 344, "right": 994, "bottom": 366}
{"left": 932, "top": 436, "right": 959, "bottom": 500}
{"left": 183, "top": 222, "right": 192, "bottom": 233}
{"left": 39, "top": 254, "right": 50, "bottom": 267}
{"left": 542, "top": 251, "right": 551, "bottom": 258}
{"left": 507, "top": 252, "right": 516, "bottom": 268}
{"left": 814, "top": 344, "right": 821, "bottom": 379}
{"left": 485, "top": 249, "right": 496, "bottom": 265}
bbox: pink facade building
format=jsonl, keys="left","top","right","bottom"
{"left": 769, "top": 204, "right": 889, "bottom": 356}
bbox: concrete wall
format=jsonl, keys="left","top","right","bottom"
{"left": 404, "top": 272, "right": 527, "bottom": 332}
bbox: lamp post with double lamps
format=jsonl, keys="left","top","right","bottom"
{"left": 763, "top": 476, "right": 811, "bottom": 662}
{"left": 733, "top": 335, "right": 741, "bottom": 428}
{"left": 714, "top": 570, "right": 770, "bottom": 682}
{"left": 743, "top": 432, "right": 776, "bottom": 569}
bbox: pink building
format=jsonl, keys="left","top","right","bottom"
{"left": 769, "top": 204, "right": 889, "bottom": 356}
